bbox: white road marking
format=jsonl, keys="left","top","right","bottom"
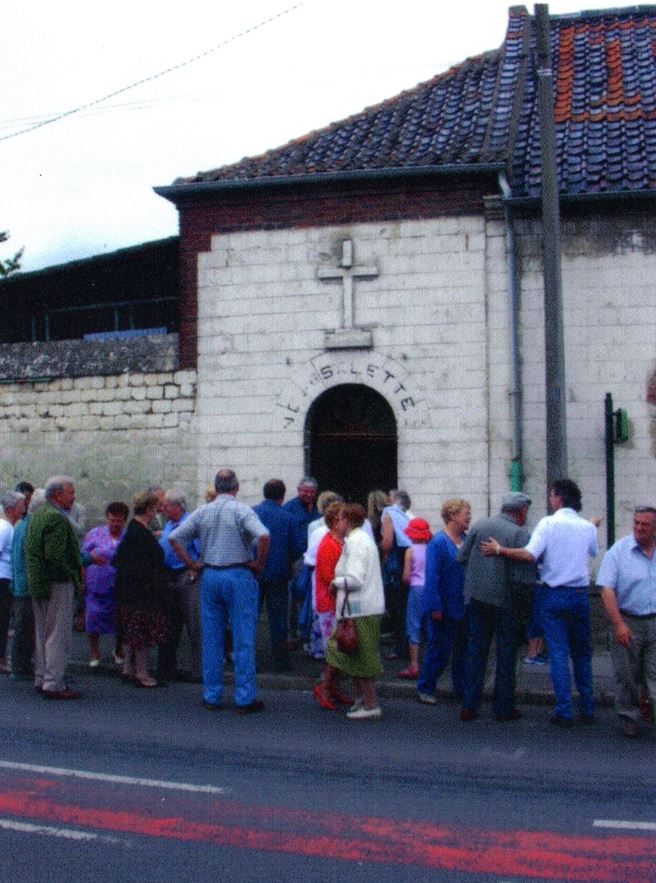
{"left": 593, "top": 819, "right": 656, "bottom": 831}
{"left": 0, "top": 817, "right": 124, "bottom": 843}
{"left": 0, "top": 760, "right": 228, "bottom": 794}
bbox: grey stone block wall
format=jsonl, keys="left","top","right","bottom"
{"left": 0, "top": 335, "right": 179, "bottom": 381}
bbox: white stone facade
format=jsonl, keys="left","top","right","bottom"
{"left": 196, "top": 213, "right": 656, "bottom": 550}
{"left": 0, "top": 370, "right": 197, "bottom": 524}
{"left": 196, "top": 218, "right": 510, "bottom": 523}
{"left": 516, "top": 217, "right": 656, "bottom": 541}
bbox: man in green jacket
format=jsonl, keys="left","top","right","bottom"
{"left": 24, "top": 475, "right": 83, "bottom": 699}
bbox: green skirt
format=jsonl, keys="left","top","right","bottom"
{"left": 325, "top": 614, "right": 383, "bottom": 678}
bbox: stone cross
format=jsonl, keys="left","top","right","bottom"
{"left": 317, "top": 239, "right": 379, "bottom": 331}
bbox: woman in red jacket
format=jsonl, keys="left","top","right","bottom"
{"left": 312, "top": 502, "right": 350, "bottom": 710}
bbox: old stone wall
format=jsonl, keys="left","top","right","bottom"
{"left": 0, "top": 334, "right": 179, "bottom": 380}
{"left": 0, "top": 350, "right": 198, "bottom": 526}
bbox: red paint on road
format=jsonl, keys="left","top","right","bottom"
{"left": 0, "top": 786, "right": 653, "bottom": 880}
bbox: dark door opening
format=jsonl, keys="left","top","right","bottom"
{"left": 306, "top": 384, "right": 397, "bottom": 506}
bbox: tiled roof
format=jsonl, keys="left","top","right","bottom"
{"left": 178, "top": 50, "right": 505, "bottom": 184}
{"left": 175, "top": 5, "right": 656, "bottom": 199}
{"left": 512, "top": 4, "right": 656, "bottom": 196}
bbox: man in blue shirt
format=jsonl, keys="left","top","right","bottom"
{"left": 157, "top": 490, "right": 201, "bottom": 684}
{"left": 283, "top": 478, "right": 319, "bottom": 646}
{"left": 597, "top": 506, "right": 656, "bottom": 737}
{"left": 169, "top": 469, "right": 269, "bottom": 714}
{"left": 254, "top": 480, "right": 299, "bottom": 672}
{"left": 283, "top": 478, "right": 319, "bottom": 557}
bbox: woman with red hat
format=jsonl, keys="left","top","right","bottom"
{"left": 397, "top": 517, "right": 433, "bottom": 679}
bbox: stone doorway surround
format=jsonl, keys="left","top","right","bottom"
{"left": 305, "top": 383, "right": 397, "bottom": 505}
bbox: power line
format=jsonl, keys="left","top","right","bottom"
{"left": 0, "top": 2, "right": 304, "bottom": 144}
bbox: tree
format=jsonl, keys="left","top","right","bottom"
{"left": 0, "top": 230, "right": 23, "bottom": 277}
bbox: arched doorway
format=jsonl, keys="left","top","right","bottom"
{"left": 305, "top": 384, "right": 397, "bottom": 505}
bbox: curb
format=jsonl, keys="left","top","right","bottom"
{"left": 68, "top": 660, "right": 617, "bottom": 709}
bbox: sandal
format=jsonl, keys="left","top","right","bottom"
{"left": 313, "top": 684, "right": 337, "bottom": 711}
{"left": 397, "top": 666, "right": 419, "bottom": 680}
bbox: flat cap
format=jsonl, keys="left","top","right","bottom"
{"left": 501, "top": 492, "right": 532, "bottom": 510}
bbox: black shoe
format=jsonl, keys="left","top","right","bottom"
{"left": 578, "top": 713, "right": 595, "bottom": 725}
{"left": 42, "top": 688, "right": 81, "bottom": 700}
{"left": 203, "top": 700, "right": 222, "bottom": 711}
{"left": 618, "top": 717, "right": 639, "bottom": 738}
{"left": 496, "top": 709, "right": 522, "bottom": 722}
{"left": 550, "top": 715, "right": 573, "bottom": 729}
{"left": 235, "top": 699, "right": 265, "bottom": 716}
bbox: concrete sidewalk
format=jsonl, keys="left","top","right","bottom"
{"left": 67, "top": 617, "right": 618, "bottom": 709}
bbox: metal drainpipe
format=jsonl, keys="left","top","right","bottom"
{"left": 498, "top": 172, "right": 523, "bottom": 491}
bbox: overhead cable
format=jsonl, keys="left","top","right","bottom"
{"left": 0, "top": 1, "right": 304, "bottom": 143}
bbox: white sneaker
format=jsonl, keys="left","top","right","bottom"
{"left": 112, "top": 652, "right": 125, "bottom": 666}
{"left": 417, "top": 692, "right": 437, "bottom": 705}
{"left": 349, "top": 696, "right": 364, "bottom": 713}
{"left": 88, "top": 659, "right": 100, "bottom": 669}
{"left": 346, "top": 705, "right": 382, "bottom": 720}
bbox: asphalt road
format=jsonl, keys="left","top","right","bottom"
{"left": 0, "top": 672, "right": 654, "bottom": 882}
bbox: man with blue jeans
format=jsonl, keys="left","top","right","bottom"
{"left": 253, "top": 479, "right": 299, "bottom": 672}
{"left": 458, "top": 492, "right": 535, "bottom": 722}
{"left": 482, "top": 479, "right": 599, "bottom": 728}
{"left": 169, "top": 469, "right": 269, "bottom": 714}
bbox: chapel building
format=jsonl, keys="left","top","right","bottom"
{"left": 1, "top": 4, "right": 655, "bottom": 540}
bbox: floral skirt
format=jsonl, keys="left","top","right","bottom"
{"left": 119, "top": 605, "right": 168, "bottom": 648}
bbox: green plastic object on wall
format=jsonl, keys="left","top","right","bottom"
{"left": 615, "top": 408, "right": 629, "bottom": 443}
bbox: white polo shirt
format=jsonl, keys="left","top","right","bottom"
{"left": 525, "top": 507, "right": 598, "bottom": 588}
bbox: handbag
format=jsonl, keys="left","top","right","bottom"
{"left": 334, "top": 589, "right": 358, "bottom": 655}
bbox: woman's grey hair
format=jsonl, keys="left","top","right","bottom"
{"left": 165, "top": 489, "right": 187, "bottom": 510}
{"left": 389, "top": 489, "right": 411, "bottom": 511}
{"left": 28, "top": 489, "right": 47, "bottom": 514}
{"left": 1, "top": 491, "right": 24, "bottom": 513}
{"left": 298, "top": 477, "right": 319, "bottom": 491}
{"left": 44, "top": 475, "right": 75, "bottom": 501}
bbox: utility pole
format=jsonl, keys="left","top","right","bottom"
{"left": 535, "top": 3, "right": 568, "bottom": 489}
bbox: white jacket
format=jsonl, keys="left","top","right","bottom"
{"left": 332, "top": 527, "right": 385, "bottom": 619}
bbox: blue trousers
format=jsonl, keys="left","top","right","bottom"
{"left": 540, "top": 586, "right": 594, "bottom": 720}
{"left": 259, "top": 580, "right": 289, "bottom": 665}
{"left": 200, "top": 566, "right": 259, "bottom": 707}
{"left": 461, "top": 600, "right": 518, "bottom": 717}
{"left": 417, "top": 614, "right": 466, "bottom": 697}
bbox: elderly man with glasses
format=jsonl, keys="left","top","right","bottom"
{"left": 597, "top": 506, "right": 656, "bottom": 737}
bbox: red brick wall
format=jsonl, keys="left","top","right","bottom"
{"left": 175, "top": 174, "right": 494, "bottom": 368}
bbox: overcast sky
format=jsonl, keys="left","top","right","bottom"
{"left": 2, "top": 0, "right": 626, "bottom": 272}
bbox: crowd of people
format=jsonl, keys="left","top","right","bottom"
{"left": 0, "top": 471, "right": 654, "bottom": 735}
